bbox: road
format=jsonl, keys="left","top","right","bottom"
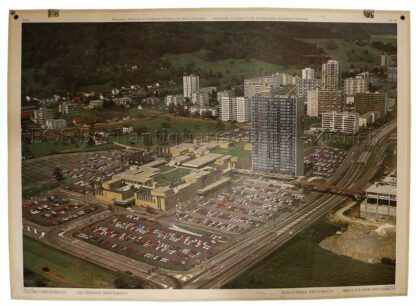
{"left": 22, "top": 119, "right": 396, "bottom": 289}
{"left": 23, "top": 209, "right": 180, "bottom": 289}
{"left": 181, "top": 119, "right": 397, "bottom": 288}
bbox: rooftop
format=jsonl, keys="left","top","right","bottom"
{"left": 366, "top": 182, "right": 396, "bottom": 196}
{"left": 182, "top": 153, "right": 223, "bottom": 168}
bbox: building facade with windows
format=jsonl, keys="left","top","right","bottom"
{"left": 220, "top": 97, "right": 250, "bottom": 122}
{"left": 321, "top": 111, "right": 359, "bottom": 134}
{"left": 165, "top": 94, "right": 184, "bottom": 106}
{"left": 296, "top": 79, "right": 321, "bottom": 99}
{"left": 343, "top": 75, "right": 369, "bottom": 96}
{"left": 32, "top": 107, "right": 58, "bottom": 125}
{"left": 183, "top": 74, "right": 199, "bottom": 98}
{"left": 251, "top": 95, "right": 304, "bottom": 176}
{"left": 322, "top": 59, "right": 342, "bottom": 90}
{"left": 354, "top": 92, "right": 387, "bottom": 115}
{"left": 306, "top": 89, "right": 343, "bottom": 116}
{"left": 302, "top": 67, "right": 315, "bottom": 80}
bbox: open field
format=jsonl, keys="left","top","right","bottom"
{"left": 369, "top": 34, "right": 397, "bottom": 44}
{"left": 23, "top": 236, "right": 143, "bottom": 288}
{"left": 224, "top": 218, "right": 395, "bottom": 288}
{"left": 296, "top": 38, "right": 382, "bottom": 68}
{"left": 212, "top": 142, "right": 251, "bottom": 158}
{"left": 163, "top": 49, "right": 301, "bottom": 83}
{"left": 25, "top": 142, "right": 123, "bottom": 159}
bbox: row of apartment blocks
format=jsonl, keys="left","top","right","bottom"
{"left": 321, "top": 110, "right": 382, "bottom": 134}
{"left": 31, "top": 99, "right": 105, "bottom": 125}
{"left": 306, "top": 90, "right": 388, "bottom": 117}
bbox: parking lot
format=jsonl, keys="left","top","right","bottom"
{"left": 305, "top": 148, "right": 347, "bottom": 177}
{"left": 23, "top": 150, "right": 130, "bottom": 194}
{"left": 62, "top": 151, "right": 129, "bottom": 194}
{"left": 177, "top": 178, "right": 305, "bottom": 234}
{"left": 73, "top": 214, "right": 226, "bottom": 270}
{"left": 22, "top": 194, "right": 99, "bottom": 226}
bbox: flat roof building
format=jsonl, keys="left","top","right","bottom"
{"left": 182, "top": 153, "right": 223, "bottom": 168}
{"left": 321, "top": 111, "right": 359, "bottom": 134}
{"left": 354, "top": 92, "right": 387, "bottom": 115}
{"left": 360, "top": 176, "right": 397, "bottom": 223}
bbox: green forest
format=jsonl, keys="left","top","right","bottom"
{"left": 22, "top": 22, "right": 396, "bottom": 97}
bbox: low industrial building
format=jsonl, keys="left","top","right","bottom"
{"left": 360, "top": 175, "right": 397, "bottom": 223}
{"left": 95, "top": 154, "right": 225, "bottom": 211}
{"left": 182, "top": 153, "right": 223, "bottom": 168}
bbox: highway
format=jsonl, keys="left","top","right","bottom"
{"left": 181, "top": 119, "right": 396, "bottom": 288}
{"left": 22, "top": 119, "right": 396, "bottom": 289}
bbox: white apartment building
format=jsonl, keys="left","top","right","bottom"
{"left": 343, "top": 75, "right": 369, "bottom": 96}
{"left": 306, "top": 90, "right": 319, "bottom": 117}
{"left": 165, "top": 95, "right": 184, "bottom": 106}
{"left": 46, "top": 118, "right": 67, "bottom": 130}
{"left": 113, "top": 97, "right": 132, "bottom": 106}
{"left": 235, "top": 97, "right": 251, "bottom": 123}
{"left": 302, "top": 67, "right": 315, "bottom": 80}
{"left": 58, "top": 102, "right": 82, "bottom": 115}
{"left": 220, "top": 97, "right": 234, "bottom": 121}
{"left": 321, "top": 111, "right": 359, "bottom": 134}
{"left": 220, "top": 97, "right": 250, "bottom": 122}
{"left": 189, "top": 106, "right": 218, "bottom": 117}
{"left": 32, "top": 107, "right": 58, "bottom": 124}
{"left": 183, "top": 74, "right": 199, "bottom": 98}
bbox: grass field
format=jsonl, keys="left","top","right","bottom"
{"left": 155, "top": 168, "right": 191, "bottom": 187}
{"left": 296, "top": 38, "right": 382, "bottom": 68}
{"left": 224, "top": 218, "right": 395, "bottom": 289}
{"left": 163, "top": 49, "right": 301, "bottom": 82}
{"left": 26, "top": 142, "right": 123, "bottom": 158}
{"left": 212, "top": 142, "right": 251, "bottom": 158}
{"left": 129, "top": 108, "right": 165, "bottom": 118}
{"left": 158, "top": 165, "right": 176, "bottom": 173}
{"left": 23, "top": 236, "right": 143, "bottom": 288}
{"left": 22, "top": 181, "right": 65, "bottom": 200}
{"left": 369, "top": 34, "right": 397, "bottom": 44}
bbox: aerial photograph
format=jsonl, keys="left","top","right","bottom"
{"left": 20, "top": 21, "right": 397, "bottom": 289}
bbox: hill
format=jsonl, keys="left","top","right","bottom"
{"left": 22, "top": 22, "right": 396, "bottom": 97}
